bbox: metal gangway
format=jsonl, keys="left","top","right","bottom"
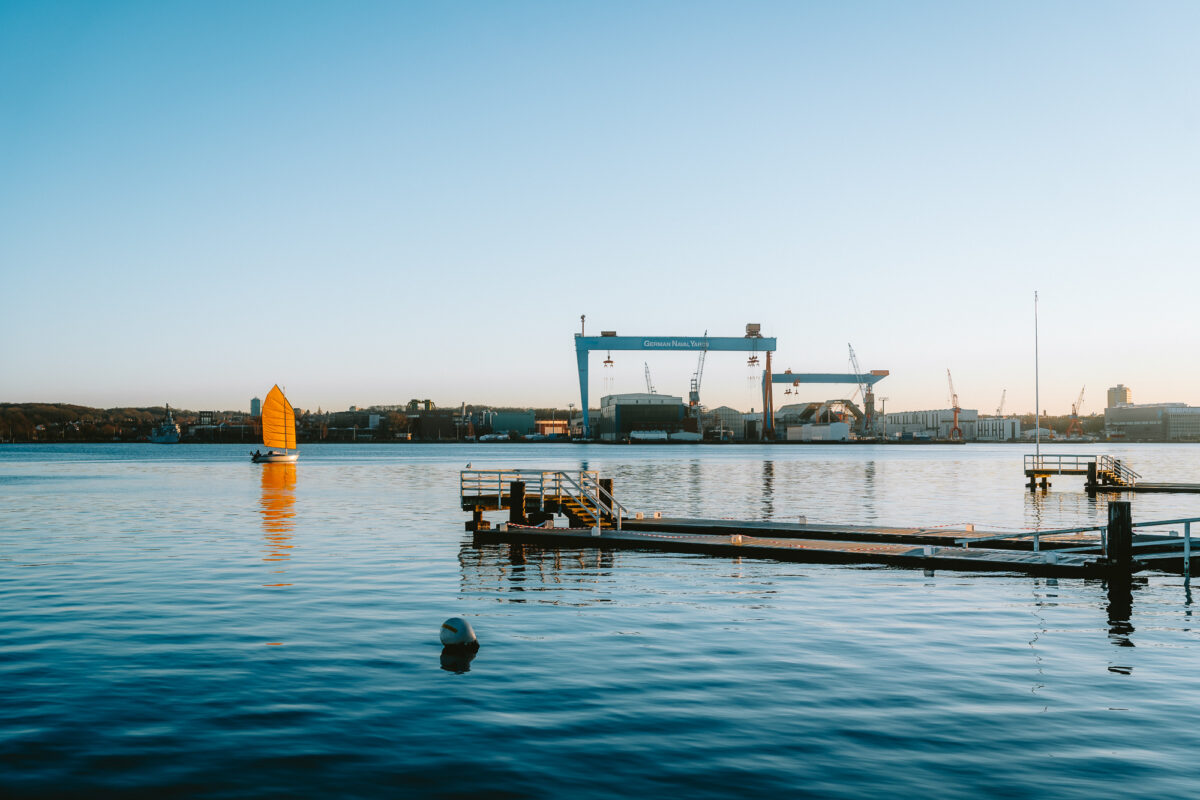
{"left": 1023, "top": 453, "right": 1141, "bottom": 487}
{"left": 956, "top": 515, "right": 1199, "bottom": 572}
{"left": 460, "top": 469, "right": 629, "bottom": 530}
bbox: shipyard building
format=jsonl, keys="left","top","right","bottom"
{"left": 880, "top": 408, "right": 980, "bottom": 440}
{"left": 594, "top": 393, "right": 692, "bottom": 442}
{"left": 704, "top": 406, "right": 746, "bottom": 440}
{"left": 976, "top": 417, "right": 1022, "bottom": 442}
{"left": 1103, "top": 384, "right": 1200, "bottom": 441}
{"left": 1105, "top": 404, "right": 1200, "bottom": 441}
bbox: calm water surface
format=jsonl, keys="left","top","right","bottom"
{"left": 3, "top": 443, "right": 1200, "bottom": 798}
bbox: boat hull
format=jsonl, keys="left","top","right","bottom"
{"left": 252, "top": 453, "right": 299, "bottom": 463}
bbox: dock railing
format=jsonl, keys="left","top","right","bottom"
{"left": 1098, "top": 454, "right": 1141, "bottom": 485}
{"left": 955, "top": 515, "right": 1199, "bottom": 571}
{"left": 1022, "top": 453, "right": 1141, "bottom": 485}
{"left": 1023, "top": 454, "right": 1096, "bottom": 475}
{"left": 460, "top": 468, "right": 629, "bottom": 530}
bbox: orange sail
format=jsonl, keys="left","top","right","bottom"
{"left": 261, "top": 385, "right": 296, "bottom": 450}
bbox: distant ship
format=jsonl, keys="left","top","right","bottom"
{"left": 149, "top": 404, "right": 181, "bottom": 444}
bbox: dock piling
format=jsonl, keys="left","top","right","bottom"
{"left": 509, "top": 481, "right": 527, "bottom": 525}
{"left": 1107, "top": 501, "right": 1133, "bottom": 569}
{"left": 466, "top": 507, "right": 489, "bottom": 531}
{"left": 1185, "top": 521, "right": 1192, "bottom": 575}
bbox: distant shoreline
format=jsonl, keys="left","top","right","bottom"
{"left": 5, "top": 439, "right": 1192, "bottom": 446}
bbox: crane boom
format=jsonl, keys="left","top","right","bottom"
{"left": 1066, "top": 385, "right": 1087, "bottom": 437}
{"left": 644, "top": 362, "right": 656, "bottom": 394}
{"left": 848, "top": 343, "right": 873, "bottom": 435}
{"left": 997, "top": 389, "right": 1006, "bottom": 417}
{"left": 946, "top": 369, "right": 962, "bottom": 440}
{"left": 688, "top": 331, "right": 709, "bottom": 407}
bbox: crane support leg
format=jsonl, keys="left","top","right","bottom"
{"left": 576, "top": 347, "right": 590, "bottom": 437}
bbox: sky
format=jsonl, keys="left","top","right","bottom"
{"left": 2, "top": 1, "right": 1198, "bottom": 416}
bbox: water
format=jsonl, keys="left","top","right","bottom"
{"left": 3, "top": 442, "right": 1200, "bottom": 798}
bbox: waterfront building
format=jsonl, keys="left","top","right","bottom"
{"left": 1107, "top": 384, "right": 1132, "bottom": 408}
{"left": 491, "top": 410, "right": 536, "bottom": 436}
{"left": 405, "top": 408, "right": 459, "bottom": 440}
{"left": 594, "top": 393, "right": 686, "bottom": 442}
{"left": 786, "top": 422, "right": 850, "bottom": 441}
{"left": 741, "top": 411, "right": 763, "bottom": 441}
{"left": 250, "top": 397, "right": 261, "bottom": 417}
{"left": 1105, "top": 404, "right": 1200, "bottom": 441}
{"left": 880, "top": 408, "right": 979, "bottom": 440}
{"left": 976, "top": 417, "right": 1021, "bottom": 442}
{"left": 535, "top": 419, "right": 568, "bottom": 436}
{"left": 704, "top": 405, "right": 745, "bottom": 439}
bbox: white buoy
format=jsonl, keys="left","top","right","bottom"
{"left": 440, "top": 617, "right": 478, "bottom": 649}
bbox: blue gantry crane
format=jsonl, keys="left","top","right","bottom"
{"left": 574, "top": 318, "right": 889, "bottom": 439}
{"left": 575, "top": 321, "right": 774, "bottom": 438}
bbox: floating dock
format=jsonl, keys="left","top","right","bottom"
{"left": 1024, "top": 453, "right": 1200, "bottom": 493}
{"left": 461, "top": 469, "right": 1198, "bottom": 577}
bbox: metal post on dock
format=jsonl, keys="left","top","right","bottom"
{"left": 599, "top": 478, "right": 614, "bottom": 524}
{"left": 1185, "top": 521, "right": 1192, "bottom": 575}
{"left": 1107, "top": 500, "right": 1133, "bottom": 570}
{"left": 1087, "top": 461, "right": 1097, "bottom": 492}
{"left": 509, "top": 481, "right": 527, "bottom": 526}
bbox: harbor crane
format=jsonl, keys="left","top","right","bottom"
{"left": 996, "top": 389, "right": 1006, "bottom": 417}
{"left": 688, "top": 331, "right": 709, "bottom": 407}
{"left": 947, "top": 369, "right": 962, "bottom": 440}
{"left": 574, "top": 323, "right": 776, "bottom": 438}
{"left": 848, "top": 344, "right": 874, "bottom": 435}
{"left": 1065, "top": 386, "right": 1086, "bottom": 438}
{"left": 643, "top": 363, "right": 656, "bottom": 394}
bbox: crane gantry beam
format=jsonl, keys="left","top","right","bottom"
{"left": 574, "top": 327, "right": 775, "bottom": 437}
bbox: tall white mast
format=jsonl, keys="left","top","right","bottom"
{"left": 1034, "top": 291, "right": 1040, "bottom": 460}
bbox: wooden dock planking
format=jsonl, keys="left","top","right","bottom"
{"left": 475, "top": 524, "right": 1108, "bottom": 577}
{"left": 1090, "top": 482, "right": 1200, "bottom": 494}
{"left": 624, "top": 517, "right": 1103, "bottom": 551}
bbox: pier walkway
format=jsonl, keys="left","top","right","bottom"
{"left": 461, "top": 469, "right": 1199, "bottom": 577}
{"left": 1024, "top": 453, "right": 1200, "bottom": 493}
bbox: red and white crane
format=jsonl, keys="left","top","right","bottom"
{"left": 1065, "top": 386, "right": 1086, "bottom": 438}
{"left": 947, "top": 369, "right": 962, "bottom": 441}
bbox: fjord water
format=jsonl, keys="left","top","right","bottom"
{"left": 4, "top": 443, "right": 1200, "bottom": 798}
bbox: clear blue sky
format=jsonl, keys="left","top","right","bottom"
{"left": 2, "top": 1, "right": 1197, "bottom": 415}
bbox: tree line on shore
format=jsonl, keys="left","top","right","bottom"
{"left": 0, "top": 402, "right": 569, "bottom": 443}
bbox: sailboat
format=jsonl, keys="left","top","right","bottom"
{"left": 251, "top": 385, "right": 299, "bottom": 463}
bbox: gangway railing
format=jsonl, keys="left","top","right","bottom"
{"left": 1023, "top": 454, "right": 1141, "bottom": 486}
{"left": 955, "top": 515, "right": 1199, "bottom": 571}
{"left": 460, "top": 469, "right": 629, "bottom": 530}
{"left": 1098, "top": 454, "right": 1141, "bottom": 485}
{"left": 1023, "top": 454, "right": 1097, "bottom": 474}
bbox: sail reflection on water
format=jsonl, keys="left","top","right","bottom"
{"left": 260, "top": 462, "right": 297, "bottom": 586}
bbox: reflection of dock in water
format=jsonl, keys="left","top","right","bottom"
{"left": 459, "top": 539, "right": 616, "bottom": 602}
{"left": 260, "top": 462, "right": 296, "bottom": 586}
